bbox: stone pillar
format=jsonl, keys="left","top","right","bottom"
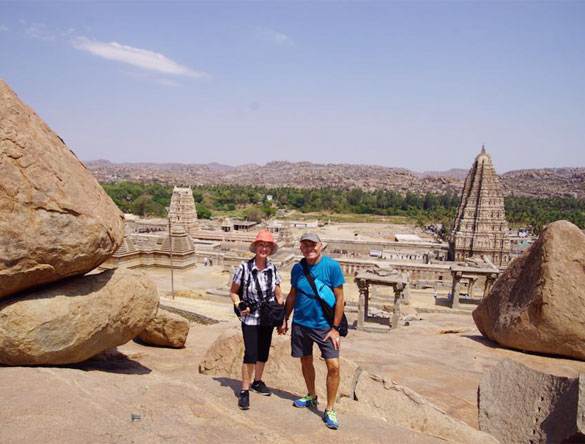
{"left": 483, "top": 273, "right": 498, "bottom": 298}
{"left": 402, "top": 275, "right": 410, "bottom": 305}
{"left": 391, "top": 283, "right": 404, "bottom": 329}
{"left": 468, "top": 277, "right": 476, "bottom": 299}
{"left": 451, "top": 272, "right": 462, "bottom": 308}
{"left": 356, "top": 279, "right": 369, "bottom": 331}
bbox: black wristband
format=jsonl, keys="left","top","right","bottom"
{"left": 331, "top": 325, "right": 340, "bottom": 331}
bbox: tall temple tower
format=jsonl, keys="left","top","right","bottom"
{"left": 168, "top": 186, "right": 197, "bottom": 232}
{"left": 449, "top": 147, "right": 511, "bottom": 266}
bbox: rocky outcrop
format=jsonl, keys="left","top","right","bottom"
{"left": 0, "top": 79, "right": 124, "bottom": 299}
{"left": 342, "top": 371, "right": 498, "bottom": 444}
{"left": 479, "top": 359, "right": 585, "bottom": 444}
{"left": 138, "top": 308, "right": 189, "bottom": 348}
{"left": 0, "top": 269, "right": 159, "bottom": 365}
{"left": 473, "top": 220, "right": 585, "bottom": 360}
{"left": 199, "top": 328, "right": 497, "bottom": 444}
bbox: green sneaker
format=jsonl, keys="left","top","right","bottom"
{"left": 322, "top": 409, "right": 339, "bottom": 430}
{"left": 293, "top": 394, "right": 318, "bottom": 408}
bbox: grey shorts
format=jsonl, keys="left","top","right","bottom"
{"left": 291, "top": 323, "right": 339, "bottom": 360}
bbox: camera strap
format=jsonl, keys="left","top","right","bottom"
{"left": 252, "top": 266, "right": 273, "bottom": 302}
{"left": 239, "top": 258, "right": 255, "bottom": 301}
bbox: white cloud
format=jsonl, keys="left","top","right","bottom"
{"left": 257, "top": 28, "right": 294, "bottom": 46}
{"left": 25, "top": 24, "right": 55, "bottom": 41}
{"left": 72, "top": 37, "right": 209, "bottom": 77}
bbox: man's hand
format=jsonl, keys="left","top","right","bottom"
{"left": 324, "top": 328, "right": 341, "bottom": 350}
{"left": 277, "top": 318, "right": 288, "bottom": 335}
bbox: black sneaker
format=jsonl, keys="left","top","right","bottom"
{"left": 250, "top": 380, "right": 271, "bottom": 396}
{"left": 238, "top": 390, "right": 250, "bottom": 410}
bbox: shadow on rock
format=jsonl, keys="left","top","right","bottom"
{"left": 212, "top": 376, "right": 322, "bottom": 417}
{"left": 462, "top": 334, "right": 501, "bottom": 349}
{"left": 66, "top": 348, "right": 152, "bottom": 375}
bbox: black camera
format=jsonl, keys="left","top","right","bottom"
{"left": 238, "top": 299, "right": 259, "bottom": 313}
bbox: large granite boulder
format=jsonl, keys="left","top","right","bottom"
{"left": 473, "top": 220, "right": 585, "bottom": 359}
{"left": 138, "top": 308, "right": 190, "bottom": 348}
{"left": 479, "top": 359, "right": 585, "bottom": 444}
{"left": 0, "top": 269, "right": 159, "bottom": 365}
{"left": 0, "top": 79, "right": 124, "bottom": 299}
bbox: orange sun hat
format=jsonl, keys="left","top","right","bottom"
{"left": 249, "top": 230, "right": 279, "bottom": 255}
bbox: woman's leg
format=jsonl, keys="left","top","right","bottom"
{"left": 254, "top": 326, "right": 274, "bottom": 381}
{"left": 241, "top": 323, "right": 259, "bottom": 389}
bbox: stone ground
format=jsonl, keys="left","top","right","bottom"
{"left": 3, "top": 264, "right": 585, "bottom": 443}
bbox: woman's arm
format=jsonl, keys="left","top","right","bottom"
{"left": 230, "top": 282, "right": 241, "bottom": 307}
{"left": 274, "top": 284, "right": 284, "bottom": 305}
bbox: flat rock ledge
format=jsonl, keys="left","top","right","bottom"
{"left": 199, "top": 328, "right": 498, "bottom": 444}
{"left": 0, "top": 269, "right": 159, "bottom": 365}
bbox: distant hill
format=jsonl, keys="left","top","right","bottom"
{"left": 84, "top": 160, "right": 585, "bottom": 199}
{"left": 417, "top": 169, "right": 469, "bottom": 180}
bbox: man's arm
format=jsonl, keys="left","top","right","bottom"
{"left": 324, "top": 285, "right": 344, "bottom": 349}
{"left": 332, "top": 285, "right": 344, "bottom": 327}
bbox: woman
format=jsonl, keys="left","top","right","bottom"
{"left": 230, "top": 229, "right": 284, "bottom": 410}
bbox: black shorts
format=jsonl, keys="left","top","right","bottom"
{"left": 291, "top": 323, "right": 339, "bottom": 360}
{"left": 241, "top": 323, "right": 274, "bottom": 364}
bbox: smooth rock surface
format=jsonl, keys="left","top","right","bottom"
{"left": 0, "top": 269, "right": 159, "bottom": 365}
{"left": 200, "top": 328, "right": 497, "bottom": 443}
{"left": 473, "top": 220, "right": 585, "bottom": 360}
{"left": 341, "top": 371, "right": 498, "bottom": 444}
{"left": 0, "top": 78, "right": 124, "bottom": 299}
{"left": 479, "top": 359, "right": 585, "bottom": 444}
{"left": 138, "top": 308, "right": 190, "bottom": 348}
{"left": 0, "top": 323, "right": 446, "bottom": 444}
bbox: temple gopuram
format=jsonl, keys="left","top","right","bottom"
{"left": 449, "top": 147, "right": 511, "bottom": 267}
{"left": 168, "top": 186, "right": 198, "bottom": 232}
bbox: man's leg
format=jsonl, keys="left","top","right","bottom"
{"left": 300, "top": 355, "right": 317, "bottom": 397}
{"left": 324, "top": 358, "right": 340, "bottom": 411}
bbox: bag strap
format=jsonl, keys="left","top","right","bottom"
{"left": 251, "top": 260, "right": 274, "bottom": 302}
{"left": 300, "top": 258, "right": 333, "bottom": 319}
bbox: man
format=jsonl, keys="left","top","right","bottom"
{"left": 280, "top": 232, "right": 345, "bottom": 430}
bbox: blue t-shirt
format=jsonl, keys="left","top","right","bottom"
{"left": 291, "top": 255, "right": 345, "bottom": 329}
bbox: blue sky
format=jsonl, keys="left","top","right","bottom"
{"left": 1, "top": 1, "right": 584, "bottom": 172}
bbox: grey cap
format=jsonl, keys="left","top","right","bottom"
{"left": 300, "top": 232, "right": 321, "bottom": 243}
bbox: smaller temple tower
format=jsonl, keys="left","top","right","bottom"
{"left": 168, "top": 186, "right": 197, "bottom": 232}
{"left": 449, "top": 147, "right": 511, "bottom": 266}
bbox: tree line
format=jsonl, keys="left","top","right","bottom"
{"left": 100, "top": 182, "right": 585, "bottom": 232}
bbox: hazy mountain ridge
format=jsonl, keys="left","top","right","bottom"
{"left": 85, "top": 160, "right": 585, "bottom": 199}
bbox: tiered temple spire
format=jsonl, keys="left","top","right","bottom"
{"left": 168, "top": 186, "right": 197, "bottom": 232}
{"left": 449, "top": 147, "right": 511, "bottom": 266}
